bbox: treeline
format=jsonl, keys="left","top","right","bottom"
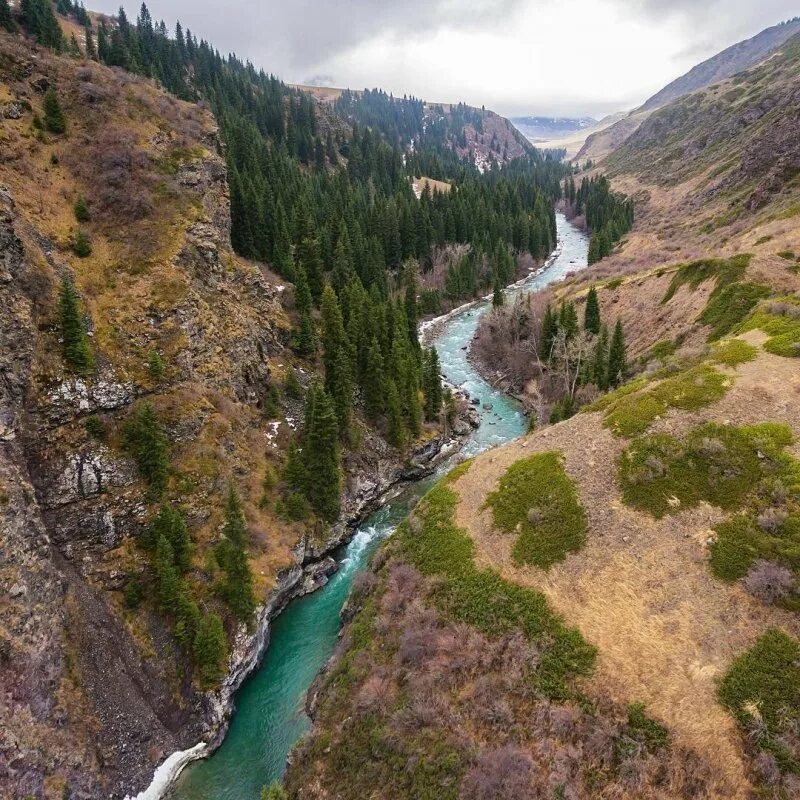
{"left": 564, "top": 174, "right": 634, "bottom": 264}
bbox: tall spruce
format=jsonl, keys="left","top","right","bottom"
{"left": 584, "top": 286, "right": 601, "bottom": 334}
{"left": 423, "top": 347, "right": 443, "bottom": 422}
{"left": 302, "top": 386, "right": 341, "bottom": 522}
{"left": 58, "top": 278, "right": 94, "bottom": 375}
{"left": 606, "top": 319, "right": 627, "bottom": 388}
{"left": 363, "top": 336, "right": 385, "bottom": 422}
{"left": 216, "top": 484, "right": 255, "bottom": 624}
{"left": 0, "top": 0, "right": 17, "bottom": 32}
{"left": 123, "top": 403, "right": 169, "bottom": 494}
{"left": 43, "top": 86, "right": 66, "bottom": 133}
{"left": 592, "top": 324, "right": 609, "bottom": 389}
{"left": 193, "top": 613, "right": 228, "bottom": 689}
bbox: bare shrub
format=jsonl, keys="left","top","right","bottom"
{"left": 354, "top": 671, "right": 396, "bottom": 715}
{"left": 469, "top": 675, "right": 514, "bottom": 729}
{"left": 397, "top": 611, "right": 441, "bottom": 666}
{"left": 64, "top": 127, "right": 155, "bottom": 224}
{"left": 757, "top": 506, "right": 787, "bottom": 533}
{"left": 698, "top": 437, "right": 726, "bottom": 456}
{"left": 461, "top": 745, "right": 534, "bottom": 800}
{"left": 742, "top": 560, "right": 795, "bottom": 603}
{"left": 753, "top": 752, "right": 781, "bottom": 786}
{"left": 644, "top": 454, "right": 666, "bottom": 479}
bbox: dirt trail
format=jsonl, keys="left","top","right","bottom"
{"left": 452, "top": 341, "right": 800, "bottom": 798}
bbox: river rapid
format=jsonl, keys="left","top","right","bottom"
{"left": 170, "top": 212, "right": 589, "bottom": 800}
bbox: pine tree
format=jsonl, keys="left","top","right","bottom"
{"left": 302, "top": 387, "right": 340, "bottom": 522}
{"left": 216, "top": 484, "right": 255, "bottom": 624}
{"left": 559, "top": 301, "right": 578, "bottom": 340}
{"left": 584, "top": 286, "right": 601, "bottom": 335}
{"left": 292, "top": 266, "right": 316, "bottom": 356}
{"left": 282, "top": 439, "right": 307, "bottom": 493}
{"left": 72, "top": 229, "right": 92, "bottom": 257}
{"left": 173, "top": 586, "right": 200, "bottom": 649}
{"left": 153, "top": 534, "right": 178, "bottom": 613}
{"left": 43, "top": 87, "right": 66, "bottom": 134}
{"left": 592, "top": 324, "right": 609, "bottom": 389}
{"left": 320, "top": 284, "right": 347, "bottom": 395}
{"left": 84, "top": 23, "right": 97, "bottom": 59}
{"left": 148, "top": 504, "right": 192, "bottom": 572}
{"left": 331, "top": 345, "right": 353, "bottom": 435}
{"left": 73, "top": 195, "right": 90, "bottom": 223}
{"left": 0, "top": 0, "right": 17, "bottom": 32}
{"left": 21, "top": 0, "right": 63, "bottom": 49}
{"left": 540, "top": 303, "right": 558, "bottom": 362}
{"left": 363, "top": 336, "right": 385, "bottom": 422}
{"left": 492, "top": 275, "right": 504, "bottom": 308}
{"left": 423, "top": 347, "right": 442, "bottom": 422}
{"left": 385, "top": 378, "right": 406, "bottom": 449}
{"left": 122, "top": 403, "right": 169, "bottom": 494}
{"left": 606, "top": 319, "right": 627, "bottom": 388}
{"left": 58, "top": 278, "right": 95, "bottom": 375}
{"left": 193, "top": 613, "right": 228, "bottom": 689}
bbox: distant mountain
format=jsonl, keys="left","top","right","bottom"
{"left": 640, "top": 16, "right": 800, "bottom": 112}
{"left": 577, "top": 17, "right": 800, "bottom": 162}
{"left": 511, "top": 115, "right": 597, "bottom": 141}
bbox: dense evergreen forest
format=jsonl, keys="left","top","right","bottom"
{"left": 564, "top": 174, "right": 634, "bottom": 264}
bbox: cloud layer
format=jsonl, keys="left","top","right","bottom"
{"left": 93, "top": 0, "right": 800, "bottom": 116}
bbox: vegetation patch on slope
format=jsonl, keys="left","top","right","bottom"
{"left": 618, "top": 422, "right": 793, "bottom": 519}
{"left": 662, "top": 255, "right": 751, "bottom": 304}
{"left": 718, "top": 629, "right": 800, "bottom": 776}
{"left": 600, "top": 365, "right": 730, "bottom": 437}
{"left": 398, "top": 466, "right": 596, "bottom": 698}
{"left": 710, "top": 338, "right": 759, "bottom": 366}
{"left": 741, "top": 297, "right": 800, "bottom": 357}
{"left": 483, "top": 452, "right": 588, "bottom": 569}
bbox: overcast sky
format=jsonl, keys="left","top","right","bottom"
{"left": 94, "top": 0, "right": 798, "bottom": 117}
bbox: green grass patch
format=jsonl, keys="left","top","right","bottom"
{"left": 626, "top": 703, "right": 669, "bottom": 752}
{"left": 585, "top": 376, "right": 649, "bottom": 413}
{"left": 398, "top": 471, "right": 596, "bottom": 699}
{"left": 710, "top": 339, "right": 758, "bottom": 366}
{"left": 718, "top": 629, "right": 800, "bottom": 775}
{"left": 777, "top": 250, "right": 796, "bottom": 261}
{"left": 483, "top": 452, "right": 588, "bottom": 569}
{"left": 604, "top": 277, "right": 624, "bottom": 290}
{"left": 641, "top": 338, "right": 678, "bottom": 364}
{"left": 699, "top": 281, "right": 771, "bottom": 341}
{"left": 602, "top": 366, "right": 730, "bottom": 438}
{"left": 618, "top": 422, "right": 793, "bottom": 518}
{"left": 741, "top": 297, "right": 800, "bottom": 358}
{"left": 662, "top": 254, "right": 751, "bottom": 304}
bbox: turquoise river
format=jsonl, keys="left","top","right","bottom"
{"left": 171, "top": 212, "right": 589, "bottom": 800}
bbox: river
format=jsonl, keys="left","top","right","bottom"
{"left": 170, "top": 212, "right": 589, "bottom": 800}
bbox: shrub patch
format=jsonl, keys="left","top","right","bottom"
{"left": 484, "top": 452, "right": 588, "bottom": 569}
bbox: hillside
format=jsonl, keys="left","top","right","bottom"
{"left": 576, "top": 17, "right": 800, "bottom": 164}
{"left": 285, "top": 28, "right": 800, "bottom": 800}
{"left": 640, "top": 17, "right": 800, "bottom": 113}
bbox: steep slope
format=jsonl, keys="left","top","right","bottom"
{"left": 640, "top": 17, "right": 800, "bottom": 112}
{"left": 576, "top": 17, "right": 800, "bottom": 164}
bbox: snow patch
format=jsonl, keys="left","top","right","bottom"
{"left": 125, "top": 742, "right": 207, "bottom": 800}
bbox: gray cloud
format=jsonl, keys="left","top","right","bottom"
{"left": 96, "top": 0, "right": 523, "bottom": 77}
{"left": 93, "top": 0, "right": 800, "bottom": 117}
